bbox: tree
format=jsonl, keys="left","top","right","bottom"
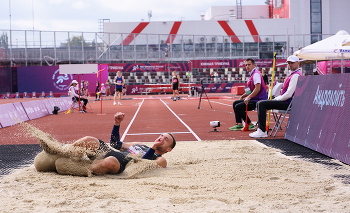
{"left": 61, "top": 35, "right": 89, "bottom": 47}
{"left": 0, "top": 32, "right": 9, "bottom": 49}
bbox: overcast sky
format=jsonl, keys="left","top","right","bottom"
{"left": 0, "top": 0, "right": 265, "bottom": 32}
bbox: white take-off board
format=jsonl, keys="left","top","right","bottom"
{"left": 59, "top": 64, "right": 99, "bottom": 74}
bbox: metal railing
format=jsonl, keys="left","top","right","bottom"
{"left": 0, "top": 29, "right": 330, "bottom": 66}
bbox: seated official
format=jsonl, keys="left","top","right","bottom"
{"left": 249, "top": 55, "right": 302, "bottom": 138}
{"left": 69, "top": 80, "right": 88, "bottom": 113}
{"left": 230, "top": 58, "right": 267, "bottom": 131}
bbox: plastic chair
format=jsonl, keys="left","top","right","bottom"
{"left": 268, "top": 82, "right": 283, "bottom": 99}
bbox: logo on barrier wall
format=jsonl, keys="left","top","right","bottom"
{"left": 52, "top": 69, "right": 73, "bottom": 91}
{"left": 313, "top": 84, "right": 345, "bottom": 110}
{"left": 131, "top": 87, "right": 139, "bottom": 94}
{"left": 132, "top": 65, "right": 139, "bottom": 71}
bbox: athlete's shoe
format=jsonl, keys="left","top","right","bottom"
{"left": 177, "top": 96, "right": 180, "bottom": 100}
{"left": 248, "top": 124, "right": 256, "bottom": 131}
{"left": 249, "top": 128, "right": 268, "bottom": 138}
{"left": 229, "top": 124, "right": 244, "bottom": 131}
{"left": 113, "top": 102, "right": 116, "bottom": 105}
{"left": 173, "top": 97, "right": 176, "bottom": 101}
{"left": 80, "top": 110, "right": 86, "bottom": 113}
{"left": 118, "top": 102, "right": 122, "bottom": 105}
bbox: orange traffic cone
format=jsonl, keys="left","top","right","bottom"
{"left": 242, "top": 104, "right": 249, "bottom": 131}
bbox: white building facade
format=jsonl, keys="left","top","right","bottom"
{"left": 101, "top": 0, "right": 350, "bottom": 61}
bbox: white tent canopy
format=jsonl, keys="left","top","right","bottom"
{"left": 295, "top": 30, "right": 350, "bottom": 73}
{"left": 295, "top": 30, "right": 350, "bottom": 61}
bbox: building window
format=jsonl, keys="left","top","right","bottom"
{"left": 310, "top": 0, "right": 322, "bottom": 43}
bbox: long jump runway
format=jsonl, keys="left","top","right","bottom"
{"left": 0, "top": 96, "right": 286, "bottom": 144}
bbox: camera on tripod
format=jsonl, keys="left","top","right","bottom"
{"left": 197, "top": 77, "right": 212, "bottom": 109}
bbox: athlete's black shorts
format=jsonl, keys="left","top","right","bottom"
{"left": 172, "top": 84, "right": 179, "bottom": 91}
{"left": 97, "top": 139, "right": 129, "bottom": 174}
{"left": 115, "top": 87, "right": 123, "bottom": 92}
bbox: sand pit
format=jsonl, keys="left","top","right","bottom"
{"left": 1, "top": 140, "right": 350, "bottom": 212}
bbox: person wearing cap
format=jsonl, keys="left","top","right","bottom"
{"left": 249, "top": 55, "right": 302, "bottom": 138}
{"left": 230, "top": 58, "right": 268, "bottom": 131}
{"left": 69, "top": 80, "right": 89, "bottom": 113}
{"left": 33, "top": 112, "right": 176, "bottom": 176}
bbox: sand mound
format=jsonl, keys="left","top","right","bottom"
{"left": 1, "top": 140, "right": 350, "bottom": 212}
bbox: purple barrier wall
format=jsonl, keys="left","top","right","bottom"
{"left": 0, "top": 104, "right": 20, "bottom": 127}
{"left": 0, "top": 97, "right": 75, "bottom": 128}
{"left": 285, "top": 74, "right": 350, "bottom": 165}
{"left": 61, "top": 97, "right": 74, "bottom": 110}
{"left": 48, "top": 98, "right": 71, "bottom": 112}
{"left": 43, "top": 99, "right": 55, "bottom": 115}
{"left": 197, "top": 83, "right": 246, "bottom": 93}
{"left": 21, "top": 100, "right": 50, "bottom": 120}
{"left": 13, "top": 102, "right": 30, "bottom": 122}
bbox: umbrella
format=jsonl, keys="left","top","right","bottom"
{"left": 295, "top": 30, "right": 350, "bottom": 73}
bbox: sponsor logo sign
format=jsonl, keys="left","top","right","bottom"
{"left": 52, "top": 69, "right": 73, "bottom": 91}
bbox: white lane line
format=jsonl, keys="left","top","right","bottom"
{"left": 210, "top": 100, "right": 232, "bottom": 107}
{"left": 160, "top": 99, "right": 202, "bottom": 141}
{"left": 126, "top": 132, "right": 192, "bottom": 136}
{"left": 120, "top": 99, "right": 144, "bottom": 141}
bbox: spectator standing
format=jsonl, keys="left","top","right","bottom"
{"left": 171, "top": 71, "right": 181, "bottom": 101}
{"left": 114, "top": 71, "right": 124, "bottom": 105}
{"left": 105, "top": 80, "right": 111, "bottom": 96}
{"left": 262, "top": 68, "right": 269, "bottom": 86}
{"left": 84, "top": 81, "right": 89, "bottom": 97}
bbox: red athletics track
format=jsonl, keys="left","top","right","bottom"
{"left": 0, "top": 94, "right": 286, "bottom": 145}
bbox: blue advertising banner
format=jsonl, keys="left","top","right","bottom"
{"left": 285, "top": 74, "right": 350, "bottom": 165}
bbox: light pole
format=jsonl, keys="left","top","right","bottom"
{"left": 165, "top": 44, "right": 170, "bottom": 83}
{"left": 32, "top": 0, "right": 35, "bottom": 46}
{"left": 9, "top": 0, "right": 12, "bottom": 67}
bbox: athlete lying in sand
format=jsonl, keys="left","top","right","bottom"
{"left": 30, "top": 112, "right": 176, "bottom": 177}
